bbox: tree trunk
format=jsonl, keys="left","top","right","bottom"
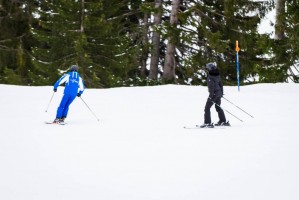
{"left": 141, "top": 11, "right": 149, "bottom": 77}
{"left": 80, "top": 0, "right": 85, "bottom": 33}
{"left": 163, "top": 0, "right": 180, "bottom": 82}
{"left": 149, "top": 0, "right": 163, "bottom": 80}
{"left": 274, "top": 0, "right": 286, "bottom": 40}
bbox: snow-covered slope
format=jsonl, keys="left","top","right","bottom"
{"left": 0, "top": 83, "right": 298, "bottom": 200}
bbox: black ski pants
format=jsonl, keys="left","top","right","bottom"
{"left": 204, "top": 96, "right": 226, "bottom": 124}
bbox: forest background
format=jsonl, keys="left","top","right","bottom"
{"left": 0, "top": 0, "right": 298, "bottom": 88}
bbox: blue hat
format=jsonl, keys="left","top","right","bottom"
{"left": 206, "top": 62, "right": 217, "bottom": 71}
{"left": 70, "top": 65, "right": 78, "bottom": 71}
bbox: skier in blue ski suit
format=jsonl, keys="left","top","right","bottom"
{"left": 53, "top": 65, "right": 85, "bottom": 123}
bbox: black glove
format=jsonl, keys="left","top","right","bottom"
{"left": 54, "top": 88, "right": 57, "bottom": 92}
{"left": 77, "top": 93, "right": 81, "bottom": 97}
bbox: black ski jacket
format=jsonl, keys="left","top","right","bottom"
{"left": 207, "top": 69, "right": 223, "bottom": 99}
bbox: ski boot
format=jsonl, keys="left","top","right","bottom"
{"left": 198, "top": 123, "right": 214, "bottom": 128}
{"left": 60, "top": 117, "right": 66, "bottom": 123}
{"left": 53, "top": 118, "right": 61, "bottom": 124}
{"left": 215, "top": 121, "right": 231, "bottom": 126}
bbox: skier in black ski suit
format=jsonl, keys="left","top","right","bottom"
{"left": 201, "top": 62, "right": 229, "bottom": 128}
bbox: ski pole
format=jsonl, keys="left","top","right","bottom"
{"left": 222, "top": 96, "right": 254, "bottom": 118}
{"left": 209, "top": 97, "right": 243, "bottom": 122}
{"left": 79, "top": 97, "right": 100, "bottom": 122}
{"left": 45, "top": 92, "right": 55, "bottom": 112}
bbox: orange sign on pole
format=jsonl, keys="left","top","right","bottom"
{"left": 236, "top": 40, "right": 240, "bottom": 91}
{"left": 236, "top": 40, "right": 240, "bottom": 52}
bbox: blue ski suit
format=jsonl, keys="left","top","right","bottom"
{"left": 54, "top": 71, "right": 85, "bottom": 119}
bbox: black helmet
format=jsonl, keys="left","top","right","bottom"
{"left": 206, "top": 62, "right": 217, "bottom": 71}
{"left": 70, "top": 65, "right": 78, "bottom": 71}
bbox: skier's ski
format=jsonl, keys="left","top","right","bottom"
{"left": 183, "top": 125, "right": 214, "bottom": 129}
{"left": 45, "top": 121, "right": 67, "bottom": 125}
{"left": 197, "top": 124, "right": 214, "bottom": 128}
{"left": 184, "top": 123, "right": 230, "bottom": 129}
{"left": 183, "top": 126, "right": 201, "bottom": 129}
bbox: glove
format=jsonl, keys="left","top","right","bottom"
{"left": 54, "top": 88, "right": 57, "bottom": 92}
{"left": 77, "top": 93, "right": 81, "bottom": 97}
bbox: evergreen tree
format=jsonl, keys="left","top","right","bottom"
{"left": 283, "top": 0, "right": 299, "bottom": 82}
{"left": 1, "top": 0, "right": 293, "bottom": 87}
{"left": 0, "top": 0, "right": 35, "bottom": 85}
{"left": 31, "top": 0, "right": 145, "bottom": 88}
{"left": 176, "top": 0, "right": 274, "bottom": 85}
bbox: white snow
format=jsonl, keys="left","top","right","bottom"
{"left": 0, "top": 83, "right": 299, "bottom": 200}
{"left": 258, "top": 9, "right": 275, "bottom": 36}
